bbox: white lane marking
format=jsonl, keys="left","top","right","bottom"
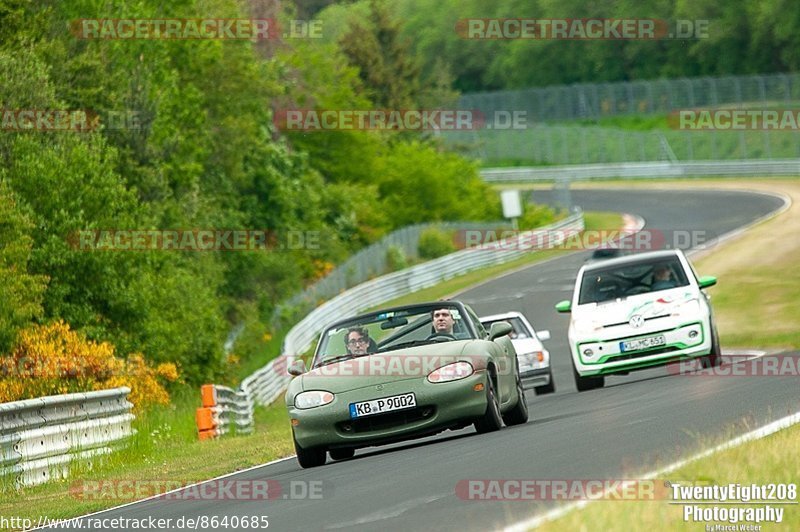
{"left": 34, "top": 455, "right": 296, "bottom": 529}
{"left": 502, "top": 409, "right": 800, "bottom": 531}
{"left": 324, "top": 492, "right": 451, "bottom": 529}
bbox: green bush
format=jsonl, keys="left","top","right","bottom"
{"left": 386, "top": 245, "right": 409, "bottom": 271}
{"left": 418, "top": 228, "right": 456, "bottom": 259}
{"left": 518, "top": 203, "right": 558, "bottom": 230}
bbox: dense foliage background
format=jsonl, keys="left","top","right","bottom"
{"left": 314, "top": 0, "right": 800, "bottom": 92}
{"left": 0, "top": 0, "right": 500, "bottom": 388}
{"left": 1, "top": 0, "right": 797, "bottom": 392}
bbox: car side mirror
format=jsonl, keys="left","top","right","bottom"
{"left": 288, "top": 359, "right": 307, "bottom": 376}
{"left": 536, "top": 330, "right": 551, "bottom": 341}
{"left": 555, "top": 300, "right": 572, "bottom": 313}
{"left": 489, "top": 321, "right": 513, "bottom": 340}
{"left": 698, "top": 275, "right": 717, "bottom": 289}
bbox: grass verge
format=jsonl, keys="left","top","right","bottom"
{"left": 0, "top": 389, "right": 294, "bottom": 522}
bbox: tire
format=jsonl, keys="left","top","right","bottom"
{"left": 700, "top": 326, "right": 722, "bottom": 368}
{"left": 572, "top": 361, "right": 604, "bottom": 392}
{"left": 473, "top": 373, "right": 503, "bottom": 434}
{"left": 293, "top": 432, "right": 326, "bottom": 468}
{"left": 329, "top": 448, "right": 355, "bottom": 461}
{"left": 534, "top": 369, "right": 556, "bottom": 396}
{"left": 502, "top": 376, "right": 529, "bottom": 426}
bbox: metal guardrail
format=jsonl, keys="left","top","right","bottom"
{"left": 196, "top": 385, "right": 254, "bottom": 439}
{"left": 272, "top": 220, "right": 510, "bottom": 330}
{"left": 0, "top": 387, "right": 135, "bottom": 488}
{"left": 481, "top": 159, "right": 800, "bottom": 183}
{"left": 239, "top": 212, "right": 585, "bottom": 406}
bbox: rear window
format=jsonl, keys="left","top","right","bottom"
{"left": 578, "top": 258, "right": 689, "bottom": 304}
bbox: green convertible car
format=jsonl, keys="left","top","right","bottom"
{"left": 285, "top": 301, "right": 529, "bottom": 468}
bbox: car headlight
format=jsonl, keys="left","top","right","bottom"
{"left": 671, "top": 298, "right": 701, "bottom": 317}
{"left": 518, "top": 352, "right": 544, "bottom": 367}
{"left": 427, "top": 361, "right": 474, "bottom": 383}
{"left": 294, "top": 390, "right": 335, "bottom": 409}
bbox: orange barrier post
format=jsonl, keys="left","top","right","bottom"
{"left": 200, "top": 384, "right": 217, "bottom": 407}
{"left": 197, "top": 384, "right": 219, "bottom": 440}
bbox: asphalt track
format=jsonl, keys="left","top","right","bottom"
{"left": 51, "top": 189, "right": 798, "bottom": 532}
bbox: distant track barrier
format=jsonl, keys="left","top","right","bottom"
{"left": 480, "top": 159, "right": 800, "bottom": 183}
{"left": 195, "top": 384, "right": 254, "bottom": 440}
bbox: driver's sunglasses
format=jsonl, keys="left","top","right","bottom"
{"left": 347, "top": 337, "right": 368, "bottom": 345}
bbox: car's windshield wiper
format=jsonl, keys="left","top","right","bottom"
{"left": 315, "top": 354, "right": 354, "bottom": 367}
{"left": 377, "top": 340, "right": 428, "bottom": 352}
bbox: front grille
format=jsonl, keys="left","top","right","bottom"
{"left": 337, "top": 406, "right": 436, "bottom": 434}
{"left": 604, "top": 314, "right": 671, "bottom": 328}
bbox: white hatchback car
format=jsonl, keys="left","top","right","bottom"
{"left": 555, "top": 249, "right": 720, "bottom": 391}
{"left": 480, "top": 311, "right": 555, "bottom": 395}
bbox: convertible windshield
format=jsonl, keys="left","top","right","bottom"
{"left": 579, "top": 258, "right": 690, "bottom": 304}
{"left": 313, "top": 304, "right": 475, "bottom": 367}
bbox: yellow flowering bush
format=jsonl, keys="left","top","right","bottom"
{"left": 0, "top": 321, "right": 178, "bottom": 411}
{"left": 311, "top": 259, "right": 335, "bottom": 280}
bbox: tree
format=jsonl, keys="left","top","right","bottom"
{"left": 338, "top": 0, "right": 422, "bottom": 109}
{"left": 0, "top": 182, "right": 47, "bottom": 352}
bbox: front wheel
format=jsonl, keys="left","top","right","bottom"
{"left": 474, "top": 374, "right": 503, "bottom": 433}
{"left": 534, "top": 369, "right": 556, "bottom": 395}
{"left": 700, "top": 326, "right": 722, "bottom": 368}
{"left": 573, "top": 361, "right": 604, "bottom": 392}
{"left": 293, "top": 432, "right": 326, "bottom": 468}
{"left": 502, "top": 376, "right": 529, "bottom": 426}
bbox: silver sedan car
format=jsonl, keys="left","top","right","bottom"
{"left": 480, "top": 311, "right": 555, "bottom": 395}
